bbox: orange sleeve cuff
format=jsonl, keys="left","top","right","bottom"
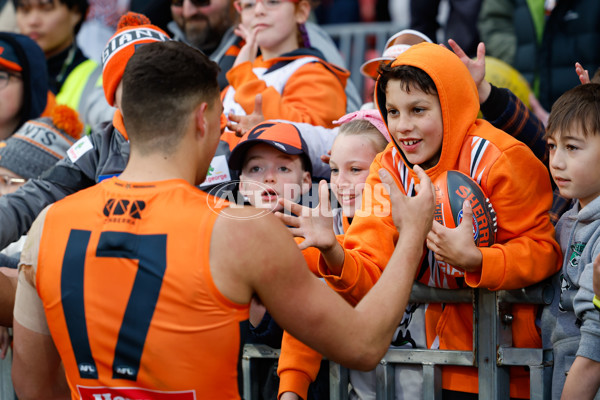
{"left": 278, "top": 370, "right": 312, "bottom": 400}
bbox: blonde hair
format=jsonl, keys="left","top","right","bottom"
{"left": 336, "top": 119, "right": 388, "bottom": 153}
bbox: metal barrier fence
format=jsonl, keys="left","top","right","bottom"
{"left": 242, "top": 281, "right": 555, "bottom": 399}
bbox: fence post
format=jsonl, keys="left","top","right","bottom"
{"left": 477, "top": 289, "right": 511, "bottom": 399}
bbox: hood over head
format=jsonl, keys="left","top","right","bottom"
{"left": 375, "top": 42, "right": 479, "bottom": 176}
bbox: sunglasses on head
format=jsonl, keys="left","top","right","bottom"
{"left": 171, "top": 0, "right": 210, "bottom": 7}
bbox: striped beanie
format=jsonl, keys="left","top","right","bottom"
{"left": 0, "top": 105, "right": 84, "bottom": 179}
{"left": 101, "top": 12, "right": 170, "bottom": 107}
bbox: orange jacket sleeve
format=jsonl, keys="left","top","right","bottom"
{"left": 225, "top": 60, "right": 347, "bottom": 128}
{"left": 464, "top": 143, "right": 561, "bottom": 289}
{"left": 277, "top": 331, "right": 323, "bottom": 399}
{"left": 317, "top": 155, "right": 400, "bottom": 305}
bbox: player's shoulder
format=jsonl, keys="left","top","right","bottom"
{"left": 212, "top": 206, "right": 290, "bottom": 248}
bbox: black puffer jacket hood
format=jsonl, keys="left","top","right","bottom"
{"left": 0, "top": 32, "right": 48, "bottom": 131}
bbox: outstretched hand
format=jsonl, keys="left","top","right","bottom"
{"left": 426, "top": 199, "right": 483, "bottom": 273}
{"left": 447, "top": 39, "right": 491, "bottom": 103}
{"left": 227, "top": 94, "right": 265, "bottom": 136}
{"left": 575, "top": 62, "right": 591, "bottom": 85}
{"left": 275, "top": 180, "right": 337, "bottom": 252}
{"left": 379, "top": 165, "right": 434, "bottom": 239}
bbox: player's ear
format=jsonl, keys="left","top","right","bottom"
{"left": 195, "top": 102, "right": 209, "bottom": 139}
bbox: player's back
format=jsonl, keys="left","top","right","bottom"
{"left": 35, "top": 178, "right": 249, "bottom": 399}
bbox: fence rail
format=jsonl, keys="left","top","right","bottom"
{"left": 242, "top": 281, "right": 554, "bottom": 399}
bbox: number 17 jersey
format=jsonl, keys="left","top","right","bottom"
{"left": 33, "top": 178, "right": 249, "bottom": 399}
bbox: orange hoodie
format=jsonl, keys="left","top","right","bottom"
{"left": 220, "top": 50, "right": 349, "bottom": 150}
{"left": 278, "top": 42, "right": 561, "bottom": 398}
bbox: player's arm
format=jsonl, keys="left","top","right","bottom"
{"left": 12, "top": 208, "right": 70, "bottom": 400}
{"left": 12, "top": 318, "right": 70, "bottom": 400}
{"left": 561, "top": 356, "right": 600, "bottom": 399}
{"left": 212, "top": 166, "right": 434, "bottom": 369}
{"left": 0, "top": 269, "right": 16, "bottom": 326}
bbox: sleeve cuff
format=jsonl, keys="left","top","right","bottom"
{"left": 593, "top": 295, "right": 600, "bottom": 312}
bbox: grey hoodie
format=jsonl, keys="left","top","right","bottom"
{"left": 542, "top": 194, "right": 600, "bottom": 399}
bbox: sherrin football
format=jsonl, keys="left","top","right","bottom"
{"left": 433, "top": 170, "right": 497, "bottom": 247}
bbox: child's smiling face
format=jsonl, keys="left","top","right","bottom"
{"left": 329, "top": 134, "right": 380, "bottom": 218}
{"left": 384, "top": 79, "right": 443, "bottom": 170}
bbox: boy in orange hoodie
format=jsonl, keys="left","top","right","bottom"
{"left": 279, "top": 42, "right": 561, "bottom": 399}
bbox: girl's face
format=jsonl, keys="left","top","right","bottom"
{"left": 239, "top": 0, "right": 309, "bottom": 60}
{"left": 329, "top": 134, "right": 380, "bottom": 218}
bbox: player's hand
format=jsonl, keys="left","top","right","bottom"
{"left": 0, "top": 326, "right": 10, "bottom": 360}
{"left": 593, "top": 253, "right": 600, "bottom": 298}
{"left": 379, "top": 165, "right": 434, "bottom": 239}
{"left": 275, "top": 180, "right": 337, "bottom": 252}
{"left": 426, "top": 199, "right": 483, "bottom": 272}
{"left": 233, "top": 23, "right": 260, "bottom": 67}
{"left": 575, "top": 62, "right": 591, "bottom": 85}
{"left": 226, "top": 94, "right": 265, "bottom": 136}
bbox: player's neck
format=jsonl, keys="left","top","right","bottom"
{"left": 118, "top": 151, "right": 197, "bottom": 185}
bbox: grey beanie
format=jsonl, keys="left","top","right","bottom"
{"left": 0, "top": 108, "right": 83, "bottom": 179}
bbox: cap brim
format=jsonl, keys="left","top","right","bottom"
{"left": 384, "top": 29, "right": 433, "bottom": 50}
{"left": 0, "top": 58, "right": 21, "bottom": 72}
{"left": 360, "top": 57, "right": 395, "bottom": 79}
{"left": 228, "top": 139, "right": 304, "bottom": 171}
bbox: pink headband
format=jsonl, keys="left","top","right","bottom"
{"left": 333, "top": 109, "right": 391, "bottom": 142}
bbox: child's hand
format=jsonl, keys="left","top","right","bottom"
{"left": 447, "top": 39, "right": 491, "bottom": 104}
{"left": 233, "top": 23, "right": 260, "bottom": 67}
{"left": 593, "top": 253, "right": 600, "bottom": 298}
{"left": 575, "top": 62, "right": 590, "bottom": 85}
{"left": 0, "top": 326, "right": 9, "bottom": 360}
{"left": 226, "top": 94, "right": 265, "bottom": 136}
{"left": 426, "top": 199, "right": 483, "bottom": 273}
{"left": 379, "top": 165, "right": 435, "bottom": 239}
{"left": 275, "top": 180, "right": 337, "bottom": 252}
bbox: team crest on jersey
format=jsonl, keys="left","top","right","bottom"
{"left": 103, "top": 199, "right": 146, "bottom": 223}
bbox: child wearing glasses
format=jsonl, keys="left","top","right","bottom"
{"left": 0, "top": 32, "right": 52, "bottom": 140}
{"left": 221, "top": 0, "right": 349, "bottom": 149}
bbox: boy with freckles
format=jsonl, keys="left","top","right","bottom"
{"left": 279, "top": 42, "right": 561, "bottom": 399}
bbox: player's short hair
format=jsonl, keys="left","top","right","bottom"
{"left": 121, "top": 41, "right": 220, "bottom": 154}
